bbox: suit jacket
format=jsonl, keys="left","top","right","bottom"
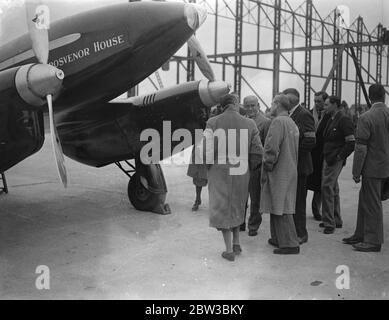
{"left": 307, "top": 111, "right": 331, "bottom": 191}
{"left": 352, "top": 102, "right": 389, "bottom": 178}
{"left": 290, "top": 105, "right": 316, "bottom": 176}
{"left": 251, "top": 111, "right": 272, "bottom": 145}
{"left": 323, "top": 110, "right": 355, "bottom": 165}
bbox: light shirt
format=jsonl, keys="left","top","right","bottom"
{"left": 289, "top": 104, "right": 299, "bottom": 117}
{"left": 331, "top": 109, "right": 341, "bottom": 120}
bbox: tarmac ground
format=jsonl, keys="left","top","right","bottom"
{"left": 1, "top": 135, "right": 389, "bottom": 299}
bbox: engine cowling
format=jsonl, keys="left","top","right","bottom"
{"left": 0, "top": 63, "right": 64, "bottom": 109}
{"left": 15, "top": 63, "right": 64, "bottom": 107}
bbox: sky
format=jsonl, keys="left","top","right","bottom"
{"left": 0, "top": 0, "right": 387, "bottom": 108}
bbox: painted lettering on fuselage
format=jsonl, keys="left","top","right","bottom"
{"left": 49, "top": 48, "right": 90, "bottom": 67}
{"left": 93, "top": 34, "right": 125, "bottom": 52}
{"left": 49, "top": 34, "right": 125, "bottom": 68}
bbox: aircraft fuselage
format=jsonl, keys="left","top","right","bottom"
{"left": 0, "top": 2, "right": 195, "bottom": 112}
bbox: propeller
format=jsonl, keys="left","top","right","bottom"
{"left": 47, "top": 94, "right": 67, "bottom": 187}
{"left": 187, "top": 35, "right": 215, "bottom": 82}
{"left": 25, "top": 0, "right": 68, "bottom": 187}
{"left": 25, "top": 0, "right": 49, "bottom": 64}
{"left": 151, "top": 0, "right": 215, "bottom": 82}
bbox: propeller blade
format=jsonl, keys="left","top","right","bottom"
{"left": 26, "top": 0, "right": 49, "bottom": 64}
{"left": 187, "top": 36, "right": 215, "bottom": 82}
{"left": 47, "top": 94, "right": 67, "bottom": 188}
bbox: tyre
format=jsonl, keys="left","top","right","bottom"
{"left": 127, "top": 173, "right": 163, "bottom": 211}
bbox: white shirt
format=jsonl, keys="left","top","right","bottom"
{"left": 289, "top": 104, "right": 299, "bottom": 117}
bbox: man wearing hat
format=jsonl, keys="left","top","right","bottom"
{"left": 203, "top": 94, "right": 263, "bottom": 261}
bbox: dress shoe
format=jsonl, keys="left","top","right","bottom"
{"left": 221, "top": 251, "right": 235, "bottom": 261}
{"left": 273, "top": 247, "right": 300, "bottom": 255}
{"left": 240, "top": 224, "right": 246, "bottom": 232}
{"left": 191, "top": 200, "right": 201, "bottom": 211}
{"left": 298, "top": 235, "right": 308, "bottom": 244}
{"left": 352, "top": 242, "right": 381, "bottom": 252}
{"left": 248, "top": 230, "right": 258, "bottom": 237}
{"left": 313, "top": 214, "right": 322, "bottom": 221}
{"left": 268, "top": 238, "right": 279, "bottom": 248}
{"left": 320, "top": 222, "right": 342, "bottom": 229}
{"left": 324, "top": 227, "right": 335, "bottom": 234}
{"left": 342, "top": 235, "right": 363, "bottom": 245}
{"left": 233, "top": 244, "right": 242, "bottom": 255}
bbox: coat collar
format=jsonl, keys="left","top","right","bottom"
{"left": 289, "top": 104, "right": 300, "bottom": 117}
{"left": 224, "top": 105, "right": 239, "bottom": 113}
{"left": 371, "top": 102, "right": 387, "bottom": 109}
{"left": 290, "top": 104, "right": 302, "bottom": 120}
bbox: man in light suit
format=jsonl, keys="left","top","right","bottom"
{"left": 344, "top": 84, "right": 389, "bottom": 252}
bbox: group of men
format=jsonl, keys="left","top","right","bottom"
{"left": 188, "top": 83, "right": 389, "bottom": 261}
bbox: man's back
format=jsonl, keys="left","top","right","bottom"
{"left": 206, "top": 106, "right": 262, "bottom": 163}
{"left": 265, "top": 115, "right": 299, "bottom": 170}
{"left": 357, "top": 103, "right": 389, "bottom": 178}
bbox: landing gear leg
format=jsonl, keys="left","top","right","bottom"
{"left": 115, "top": 160, "right": 171, "bottom": 215}
{"left": 0, "top": 172, "right": 8, "bottom": 195}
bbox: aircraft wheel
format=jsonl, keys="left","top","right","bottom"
{"left": 127, "top": 173, "right": 161, "bottom": 212}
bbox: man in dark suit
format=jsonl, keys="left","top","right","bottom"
{"left": 344, "top": 84, "right": 389, "bottom": 252}
{"left": 240, "top": 95, "right": 271, "bottom": 236}
{"left": 320, "top": 96, "right": 355, "bottom": 234}
{"left": 308, "top": 91, "right": 330, "bottom": 222}
{"left": 283, "top": 88, "right": 316, "bottom": 244}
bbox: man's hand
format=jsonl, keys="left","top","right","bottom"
{"left": 353, "top": 175, "right": 361, "bottom": 184}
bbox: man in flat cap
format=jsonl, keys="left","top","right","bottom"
{"left": 203, "top": 94, "right": 263, "bottom": 261}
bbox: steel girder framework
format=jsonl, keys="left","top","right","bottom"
{"left": 170, "top": 0, "right": 389, "bottom": 109}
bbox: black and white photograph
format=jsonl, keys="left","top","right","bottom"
{"left": 0, "top": 0, "right": 389, "bottom": 303}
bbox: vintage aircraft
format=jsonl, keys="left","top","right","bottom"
{"left": 0, "top": 1, "right": 230, "bottom": 214}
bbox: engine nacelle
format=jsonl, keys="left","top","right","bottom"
{"left": 121, "top": 80, "right": 230, "bottom": 108}
{"left": 14, "top": 63, "right": 64, "bottom": 107}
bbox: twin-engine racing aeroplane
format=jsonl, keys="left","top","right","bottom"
{"left": 0, "top": 1, "right": 230, "bottom": 214}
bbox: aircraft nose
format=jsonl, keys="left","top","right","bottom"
{"left": 185, "top": 4, "right": 207, "bottom": 31}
